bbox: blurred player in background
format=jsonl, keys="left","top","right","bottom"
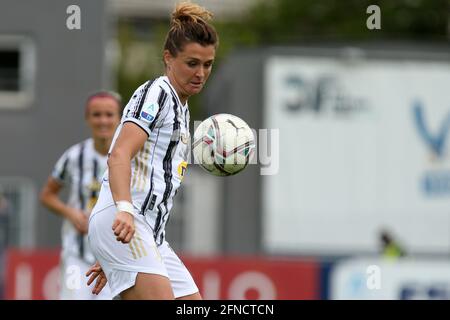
{"left": 40, "top": 91, "right": 122, "bottom": 299}
{"left": 86, "top": 2, "right": 218, "bottom": 300}
{"left": 380, "top": 229, "right": 406, "bottom": 260}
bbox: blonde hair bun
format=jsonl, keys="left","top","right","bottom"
{"left": 171, "top": 2, "right": 213, "bottom": 26}
{"left": 164, "top": 1, "right": 218, "bottom": 58}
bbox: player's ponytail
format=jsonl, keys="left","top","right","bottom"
{"left": 163, "top": 2, "right": 218, "bottom": 60}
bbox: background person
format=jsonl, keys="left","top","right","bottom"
{"left": 40, "top": 91, "right": 122, "bottom": 299}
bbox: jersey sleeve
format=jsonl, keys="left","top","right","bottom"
{"left": 51, "top": 149, "right": 72, "bottom": 185}
{"left": 123, "top": 81, "right": 170, "bottom": 136}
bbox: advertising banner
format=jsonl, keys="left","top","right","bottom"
{"left": 263, "top": 54, "right": 450, "bottom": 255}
{"left": 5, "top": 249, "right": 319, "bottom": 300}
{"left": 331, "top": 258, "right": 450, "bottom": 300}
{"left": 5, "top": 249, "right": 60, "bottom": 300}
{"left": 184, "top": 256, "right": 319, "bottom": 300}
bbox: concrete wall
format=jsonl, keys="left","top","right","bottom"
{"left": 203, "top": 50, "right": 266, "bottom": 254}
{"left": 0, "top": 0, "right": 108, "bottom": 247}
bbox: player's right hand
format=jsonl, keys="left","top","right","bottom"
{"left": 112, "top": 211, "right": 135, "bottom": 243}
{"left": 68, "top": 208, "right": 89, "bottom": 234}
{"left": 86, "top": 262, "right": 107, "bottom": 295}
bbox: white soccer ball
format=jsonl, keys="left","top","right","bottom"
{"left": 193, "top": 113, "right": 255, "bottom": 176}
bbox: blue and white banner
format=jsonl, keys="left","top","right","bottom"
{"left": 331, "top": 258, "right": 450, "bottom": 300}
{"left": 263, "top": 53, "right": 450, "bottom": 255}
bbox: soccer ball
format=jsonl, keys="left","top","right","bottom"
{"left": 193, "top": 113, "right": 255, "bottom": 176}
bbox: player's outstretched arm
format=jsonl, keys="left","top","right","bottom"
{"left": 108, "top": 122, "right": 148, "bottom": 244}
{"left": 40, "top": 177, "right": 88, "bottom": 234}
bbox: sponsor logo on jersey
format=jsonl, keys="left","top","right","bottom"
{"left": 178, "top": 161, "right": 188, "bottom": 180}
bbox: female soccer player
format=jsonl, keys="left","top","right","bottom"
{"left": 40, "top": 91, "right": 122, "bottom": 299}
{"left": 86, "top": 2, "right": 218, "bottom": 300}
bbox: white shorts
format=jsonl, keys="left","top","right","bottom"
{"left": 88, "top": 203, "right": 198, "bottom": 299}
{"left": 60, "top": 254, "right": 113, "bottom": 300}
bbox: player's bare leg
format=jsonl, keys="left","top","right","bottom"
{"left": 120, "top": 272, "right": 175, "bottom": 300}
{"left": 176, "top": 292, "right": 202, "bottom": 300}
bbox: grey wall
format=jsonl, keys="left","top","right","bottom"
{"left": 204, "top": 50, "right": 266, "bottom": 254}
{"left": 0, "top": 0, "right": 108, "bottom": 246}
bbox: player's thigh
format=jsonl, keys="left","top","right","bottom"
{"left": 160, "top": 241, "right": 200, "bottom": 299}
{"left": 89, "top": 206, "right": 172, "bottom": 298}
{"left": 120, "top": 272, "right": 174, "bottom": 300}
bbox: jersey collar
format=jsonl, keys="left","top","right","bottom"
{"left": 161, "top": 76, "right": 188, "bottom": 109}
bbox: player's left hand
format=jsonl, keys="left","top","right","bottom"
{"left": 86, "top": 262, "right": 108, "bottom": 295}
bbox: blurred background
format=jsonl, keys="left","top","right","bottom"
{"left": 1, "top": 0, "right": 450, "bottom": 300}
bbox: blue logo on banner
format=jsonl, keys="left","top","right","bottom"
{"left": 413, "top": 100, "right": 450, "bottom": 158}
{"left": 413, "top": 100, "right": 450, "bottom": 196}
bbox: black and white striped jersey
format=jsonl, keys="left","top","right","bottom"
{"left": 106, "top": 76, "right": 190, "bottom": 245}
{"left": 52, "top": 138, "right": 107, "bottom": 263}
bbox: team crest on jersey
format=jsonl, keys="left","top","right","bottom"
{"left": 181, "top": 133, "right": 188, "bottom": 144}
{"left": 140, "top": 103, "right": 157, "bottom": 123}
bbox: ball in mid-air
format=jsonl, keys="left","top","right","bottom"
{"left": 193, "top": 113, "right": 255, "bottom": 176}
